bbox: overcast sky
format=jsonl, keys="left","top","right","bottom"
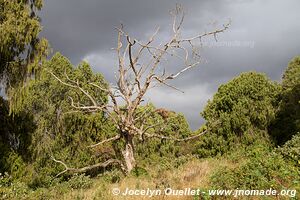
{"left": 40, "top": 0, "right": 300, "bottom": 130}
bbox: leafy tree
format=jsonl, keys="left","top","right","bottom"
{"left": 197, "top": 72, "right": 279, "bottom": 157}
{"left": 270, "top": 56, "right": 300, "bottom": 144}
{"left": 0, "top": 0, "right": 47, "bottom": 184}
{"left": 16, "top": 53, "right": 115, "bottom": 186}
{"left": 0, "top": 97, "right": 35, "bottom": 182}
{"left": 282, "top": 56, "right": 300, "bottom": 90}
{"left": 0, "top": 0, "right": 48, "bottom": 98}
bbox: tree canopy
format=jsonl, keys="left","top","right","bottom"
{"left": 0, "top": 0, "right": 48, "bottom": 94}
{"left": 196, "top": 72, "right": 279, "bottom": 157}
{"left": 11, "top": 53, "right": 115, "bottom": 186}
{"left": 282, "top": 56, "right": 300, "bottom": 90}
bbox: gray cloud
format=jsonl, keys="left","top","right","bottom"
{"left": 40, "top": 0, "right": 300, "bottom": 130}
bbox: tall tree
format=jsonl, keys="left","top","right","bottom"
{"left": 0, "top": 0, "right": 47, "bottom": 181}
{"left": 197, "top": 72, "right": 279, "bottom": 157}
{"left": 0, "top": 0, "right": 48, "bottom": 97}
{"left": 17, "top": 53, "right": 114, "bottom": 185}
{"left": 50, "top": 5, "right": 230, "bottom": 174}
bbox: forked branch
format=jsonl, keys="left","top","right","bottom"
{"left": 51, "top": 156, "right": 122, "bottom": 177}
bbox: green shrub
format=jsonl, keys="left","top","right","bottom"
{"left": 269, "top": 56, "right": 300, "bottom": 144}
{"left": 197, "top": 72, "right": 279, "bottom": 157}
{"left": 131, "top": 167, "right": 149, "bottom": 177}
{"left": 210, "top": 149, "right": 299, "bottom": 190}
{"left": 65, "top": 174, "right": 93, "bottom": 189}
{"left": 278, "top": 133, "right": 300, "bottom": 166}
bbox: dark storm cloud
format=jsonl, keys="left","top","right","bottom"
{"left": 40, "top": 0, "right": 300, "bottom": 130}
{"left": 40, "top": 0, "right": 225, "bottom": 64}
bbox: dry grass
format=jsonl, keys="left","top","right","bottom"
{"left": 59, "top": 157, "right": 237, "bottom": 200}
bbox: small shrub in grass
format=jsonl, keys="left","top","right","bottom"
{"left": 65, "top": 174, "right": 93, "bottom": 189}
{"left": 131, "top": 167, "right": 149, "bottom": 177}
{"left": 98, "top": 169, "right": 124, "bottom": 184}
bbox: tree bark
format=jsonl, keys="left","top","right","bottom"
{"left": 122, "top": 133, "right": 136, "bottom": 173}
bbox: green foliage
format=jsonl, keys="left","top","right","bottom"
{"left": 282, "top": 56, "right": 300, "bottom": 90}
{"left": 197, "top": 72, "right": 279, "bottom": 157}
{"left": 210, "top": 145, "right": 300, "bottom": 191}
{"left": 0, "top": 96, "right": 35, "bottom": 185}
{"left": 131, "top": 167, "right": 149, "bottom": 177}
{"left": 65, "top": 174, "right": 93, "bottom": 189}
{"left": 0, "top": 174, "right": 93, "bottom": 200}
{"left": 14, "top": 53, "right": 116, "bottom": 187}
{"left": 0, "top": 0, "right": 48, "bottom": 91}
{"left": 0, "top": 181, "right": 30, "bottom": 200}
{"left": 134, "top": 104, "right": 192, "bottom": 164}
{"left": 278, "top": 133, "right": 300, "bottom": 166}
{"left": 0, "top": 172, "right": 13, "bottom": 187}
{"left": 270, "top": 56, "right": 300, "bottom": 144}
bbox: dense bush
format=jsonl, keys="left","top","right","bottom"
{"left": 210, "top": 145, "right": 300, "bottom": 191}
{"left": 270, "top": 56, "right": 300, "bottom": 144}
{"left": 278, "top": 133, "right": 300, "bottom": 166}
{"left": 196, "top": 72, "right": 279, "bottom": 157}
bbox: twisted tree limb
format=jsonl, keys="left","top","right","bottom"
{"left": 51, "top": 157, "right": 122, "bottom": 177}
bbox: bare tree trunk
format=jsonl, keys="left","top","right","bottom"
{"left": 122, "top": 133, "right": 136, "bottom": 173}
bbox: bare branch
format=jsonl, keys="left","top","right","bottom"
{"left": 68, "top": 96, "right": 106, "bottom": 112}
{"left": 49, "top": 70, "right": 100, "bottom": 108}
{"left": 51, "top": 156, "right": 122, "bottom": 177}
{"left": 88, "top": 135, "right": 121, "bottom": 148}
{"left": 49, "top": 70, "right": 76, "bottom": 89}
{"left": 152, "top": 76, "right": 184, "bottom": 93}
{"left": 180, "top": 21, "right": 231, "bottom": 42}
{"left": 167, "top": 62, "right": 200, "bottom": 79}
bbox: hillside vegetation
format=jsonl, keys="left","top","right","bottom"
{"left": 1, "top": 56, "right": 299, "bottom": 199}
{"left": 0, "top": 1, "right": 299, "bottom": 199}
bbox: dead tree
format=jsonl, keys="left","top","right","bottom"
{"left": 50, "top": 5, "right": 229, "bottom": 175}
